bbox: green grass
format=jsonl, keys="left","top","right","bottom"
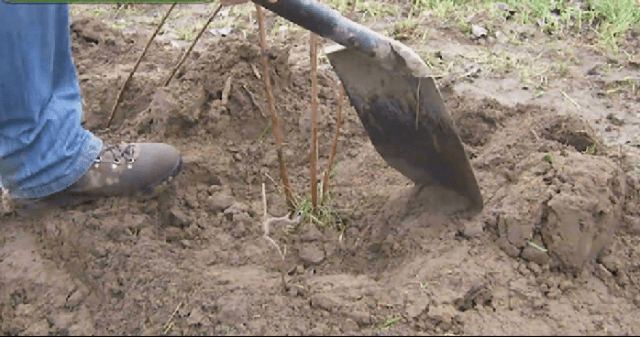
{"left": 72, "top": 0, "right": 639, "bottom": 53}
{"left": 326, "top": 0, "right": 639, "bottom": 52}
{"left": 175, "top": 25, "right": 198, "bottom": 41}
{"left": 379, "top": 317, "right": 400, "bottom": 329}
{"left": 291, "top": 164, "right": 348, "bottom": 233}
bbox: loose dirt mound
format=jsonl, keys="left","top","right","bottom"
{"left": 1, "top": 16, "right": 639, "bottom": 336}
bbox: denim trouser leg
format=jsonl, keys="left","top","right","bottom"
{"left": 0, "top": 2, "right": 102, "bottom": 199}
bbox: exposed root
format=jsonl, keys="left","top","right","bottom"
{"left": 261, "top": 183, "right": 296, "bottom": 292}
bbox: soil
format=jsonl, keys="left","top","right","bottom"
{"left": 2, "top": 4, "right": 640, "bottom": 335}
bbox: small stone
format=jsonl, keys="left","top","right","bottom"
{"left": 230, "top": 219, "right": 247, "bottom": 238}
{"left": 90, "top": 245, "right": 107, "bottom": 258}
{"left": 521, "top": 245, "right": 550, "bottom": 265}
{"left": 495, "top": 31, "right": 509, "bottom": 44}
{"left": 559, "top": 279, "right": 574, "bottom": 292}
{"left": 625, "top": 216, "right": 640, "bottom": 235}
{"left": 497, "top": 238, "right": 520, "bottom": 258}
{"left": 164, "top": 227, "right": 184, "bottom": 242}
{"left": 287, "top": 286, "right": 300, "bottom": 297}
{"left": 346, "top": 227, "right": 360, "bottom": 238}
{"left": 308, "top": 323, "right": 328, "bottom": 336}
{"left": 532, "top": 299, "right": 547, "bottom": 310}
{"left": 616, "top": 270, "right": 630, "bottom": 286}
{"left": 463, "top": 221, "right": 484, "bottom": 238}
{"left": 185, "top": 224, "right": 201, "bottom": 238}
{"left": 342, "top": 318, "right": 359, "bottom": 332}
{"left": 405, "top": 297, "right": 429, "bottom": 319}
{"left": 65, "top": 289, "right": 85, "bottom": 308}
{"left": 346, "top": 311, "right": 371, "bottom": 325}
{"left": 22, "top": 319, "right": 51, "bottom": 336}
{"left": 187, "top": 307, "right": 208, "bottom": 326}
{"left": 124, "top": 214, "right": 150, "bottom": 230}
{"left": 527, "top": 261, "right": 542, "bottom": 276}
{"left": 224, "top": 202, "right": 251, "bottom": 220}
{"left": 169, "top": 207, "right": 189, "bottom": 228}
{"left": 600, "top": 255, "right": 619, "bottom": 273}
{"left": 49, "top": 312, "right": 75, "bottom": 330}
{"left": 301, "top": 224, "right": 325, "bottom": 241}
{"left": 324, "top": 242, "right": 336, "bottom": 259}
{"left": 263, "top": 149, "right": 277, "bottom": 167}
{"left": 299, "top": 244, "right": 325, "bottom": 265}
{"left": 178, "top": 306, "right": 190, "bottom": 318}
{"left": 311, "top": 294, "right": 338, "bottom": 312}
{"left": 232, "top": 212, "right": 252, "bottom": 226}
{"left": 284, "top": 149, "right": 294, "bottom": 158}
{"left": 606, "top": 113, "right": 625, "bottom": 126}
{"left": 518, "top": 263, "right": 531, "bottom": 276}
{"left": 184, "top": 191, "right": 199, "bottom": 209}
{"left": 494, "top": 2, "right": 511, "bottom": 11}
{"left": 180, "top": 240, "right": 192, "bottom": 248}
{"left": 546, "top": 288, "right": 561, "bottom": 299}
{"left": 208, "top": 193, "right": 235, "bottom": 213}
{"left": 299, "top": 109, "right": 311, "bottom": 133}
{"left": 586, "top": 66, "right": 601, "bottom": 76}
{"left": 427, "top": 305, "right": 456, "bottom": 325}
{"left": 633, "top": 295, "right": 640, "bottom": 308}
{"left": 471, "top": 24, "right": 488, "bottom": 38}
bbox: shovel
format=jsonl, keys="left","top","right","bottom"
{"left": 251, "top": 0, "right": 483, "bottom": 211}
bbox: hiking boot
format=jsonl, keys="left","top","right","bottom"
{"left": 11, "top": 142, "right": 183, "bottom": 213}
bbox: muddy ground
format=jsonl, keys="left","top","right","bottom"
{"left": 2, "top": 3, "right": 640, "bottom": 335}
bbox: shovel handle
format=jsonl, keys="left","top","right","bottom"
{"left": 251, "top": 0, "right": 385, "bottom": 58}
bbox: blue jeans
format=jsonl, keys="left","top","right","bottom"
{"left": 0, "top": 2, "right": 102, "bottom": 199}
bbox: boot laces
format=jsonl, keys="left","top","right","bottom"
{"left": 95, "top": 144, "right": 136, "bottom": 164}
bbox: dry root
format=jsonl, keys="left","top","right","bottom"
{"left": 261, "top": 183, "right": 297, "bottom": 292}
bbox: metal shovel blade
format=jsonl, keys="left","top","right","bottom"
{"left": 325, "top": 45, "right": 483, "bottom": 210}
{"left": 251, "top": 0, "right": 483, "bottom": 211}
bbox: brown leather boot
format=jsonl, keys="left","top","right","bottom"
{"left": 10, "top": 142, "right": 183, "bottom": 213}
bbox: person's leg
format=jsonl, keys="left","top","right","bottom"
{"left": 0, "top": 2, "right": 183, "bottom": 209}
{"left": 0, "top": 2, "right": 102, "bottom": 199}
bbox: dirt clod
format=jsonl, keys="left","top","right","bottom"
{"left": 207, "top": 192, "right": 235, "bottom": 213}
{"left": 299, "top": 243, "right": 325, "bottom": 265}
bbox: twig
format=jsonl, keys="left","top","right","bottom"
{"left": 261, "top": 183, "right": 293, "bottom": 292}
{"left": 241, "top": 84, "right": 265, "bottom": 117}
{"left": 163, "top": 3, "right": 224, "bottom": 87}
{"left": 262, "top": 182, "right": 268, "bottom": 219}
{"left": 256, "top": 4, "right": 295, "bottom": 211}
{"left": 162, "top": 300, "right": 183, "bottom": 334}
{"left": 221, "top": 75, "right": 233, "bottom": 106}
{"left": 310, "top": 32, "right": 319, "bottom": 212}
{"left": 561, "top": 90, "right": 581, "bottom": 109}
{"left": 322, "top": 84, "right": 345, "bottom": 204}
{"left": 530, "top": 128, "right": 540, "bottom": 141}
{"left": 106, "top": 3, "right": 177, "bottom": 129}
